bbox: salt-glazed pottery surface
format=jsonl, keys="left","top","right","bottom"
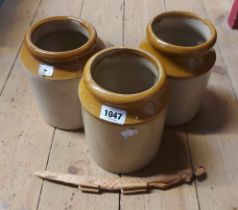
{"left": 140, "top": 11, "right": 217, "bottom": 125}
{"left": 20, "top": 16, "right": 104, "bottom": 129}
{"left": 79, "top": 47, "right": 169, "bottom": 173}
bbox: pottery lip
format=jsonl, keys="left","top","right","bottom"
{"left": 82, "top": 47, "right": 167, "bottom": 107}
{"left": 24, "top": 16, "right": 97, "bottom": 64}
{"left": 147, "top": 11, "right": 217, "bottom": 57}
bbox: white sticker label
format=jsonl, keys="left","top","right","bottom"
{"left": 100, "top": 104, "right": 127, "bottom": 125}
{"left": 121, "top": 128, "right": 138, "bottom": 139}
{"left": 38, "top": 64, "right": 54, "bottom": 77}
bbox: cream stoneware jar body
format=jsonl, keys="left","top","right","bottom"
{"left": 82, "top": 108, "right": 167, "bottom": 173}
{"left": 166, "top": 71, "right": 210, "bottom": 125}
{"left": 20, "top": 16, "right": 104, "bottom": 129}
{"left": 79, "top": 47, "right": 169, "bottom": 174}
{"left": 28, "top": 75, "right": 82, "bottom": 129}
{"left": 140, "top": 11, "right": 217, "bottom": 125}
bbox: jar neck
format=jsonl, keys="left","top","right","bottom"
{"left": 83, "top": 47, "right": 167, "bottom": 107}
{"left": 24, "top": 16, "right": 97, "bottom": 64}
{"left": 79, "top": 47, "right": 169, "bottom": 125}
{"left": 146, "top": 11, "right": 217, "bottom": 58}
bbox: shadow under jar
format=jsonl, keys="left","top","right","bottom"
{"left": 140, "top": 11, "right": 217, "bottom": 126}
{"left": 79, "top": 47, "right": 169, "bottom": 174}
{"left": 20, "top": 16, "right": 104, "bottom": 129}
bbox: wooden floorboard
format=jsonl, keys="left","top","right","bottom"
{"left": 201, "top": 0, "right": 238, "bottom": 99}
{"left": 0, "top": 0, "right": 56, "bottom": 209}
{"left": 36, "top": 0, "right": 123, "bottom": 209}
{"left": 0, "top": 0, "right": 42, "bottom": 95}
{"left": 0, "top": 58, "right": 54, "bottom": 209}
{"left": 121, "top": 0, "right": 199, "bottom": 209}
{"left": 165, "top": 0, "right": 238, "bottom": 209}
{"left": 0, "top": 0, "right": 238, "bottom": 209}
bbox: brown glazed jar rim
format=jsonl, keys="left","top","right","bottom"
{"left": 146, "top": 11, "right": 217, "bottom": 57}
{"left": 82, "top": 47, "right": 167, "bottom": 106}
{"left": 24, "top": 16, "right": 97, "bottom": 63}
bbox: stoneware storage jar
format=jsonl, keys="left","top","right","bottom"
{"left": 140, "top": 11, "right": 217, "bottom": 125}
{"left": 79, "top": 47, "right": 169, "bottom": 173}
{"left": 20, "top": 16, "right": 104, "bottom": 129}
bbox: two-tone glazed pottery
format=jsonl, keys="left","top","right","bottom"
{"left": 79, "top": 47, "right": 169, "bottom": 173}
{"left": 20, "top": 16, "right": 104, "bottom": 129}
{"left": 140, "top": 11, "right": 217, "bottom": 125}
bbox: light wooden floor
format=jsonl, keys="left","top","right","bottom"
{"left": 1, "top": 0, "right": 238, "bottom": 209}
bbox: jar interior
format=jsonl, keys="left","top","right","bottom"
{"left": 91, "top": 51, "right": 159, "bottom": 94}
{"left": 152, "top": 15, "right": 212, "bottom": 47}
{"left": 31, "top": 19, "right": 89, "bottom": 52}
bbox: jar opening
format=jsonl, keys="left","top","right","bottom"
{"left": 91, "top": 51, "right": 159, "bottom": 94}
{"left": 152, "top": 15, "right": 212, "bottom": 47}
{"left": 31, "top": 19, "right": 89, "bottom": 52}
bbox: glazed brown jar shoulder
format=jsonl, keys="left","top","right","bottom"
{"left": 21, "top": 16, "right": 105, "bottom": 80}
{"left": 142, "top": 11, "right": 217, "bottom": 78}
